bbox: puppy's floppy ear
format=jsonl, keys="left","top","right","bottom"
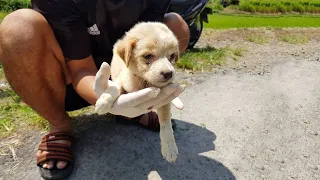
{"left": 116, "top": 37, "right": 137, "bottom": 67}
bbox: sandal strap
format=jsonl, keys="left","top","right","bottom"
{"left": 41, "top": 131, "right": 74, "bottom": 143}
{"left": 132, "top": 114, "right": 143, "bottom": 123}
{"left": 38, "top": 142, "right": 72, "bottom": 153}
{"left": 37, "top": 132, "right": 74, "bottom": 166}
{"left": 37, "top": 151, "right": 73, "bottom": 166}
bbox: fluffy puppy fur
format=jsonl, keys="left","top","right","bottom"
{"left": 95, "top": 22, "right": 180, "bottom": 162}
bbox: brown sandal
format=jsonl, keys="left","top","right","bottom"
{"left": 36, "top": 131, "right": 75, "bottom": 180}
{"left": 116, "top": 111, "right": 176, "bottom": 132}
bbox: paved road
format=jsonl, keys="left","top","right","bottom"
{"left": 1, "top": 52, "right": 320, "bottom": 180}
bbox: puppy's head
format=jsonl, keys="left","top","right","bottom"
{"left": 114, "top": 22, "right": 179, "bottom": 87}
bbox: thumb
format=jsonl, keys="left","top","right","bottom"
{"left": 93, "top": 62, "right": 111, "bottom": 97}
{"left": 172, "top": 97, "right": 184, "bottom": 110}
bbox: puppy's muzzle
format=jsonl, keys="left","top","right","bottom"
{"left": 161, "top": 71, "right": 173, "bottom": 81}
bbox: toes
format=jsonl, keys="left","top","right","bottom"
{"left": 56, "top": 161, "right": 68, "bottom": 169}
{"left": 36, "top": 150, "right": 42, "bottom": 157}
{"left": 42, "top": 162, "right": 48, "bottom": 169}
{"left": 47, "top": 161, "right": 54, "bottom": 169}
{"left": 37, "top": 151, "right": 49, "bottom": 168}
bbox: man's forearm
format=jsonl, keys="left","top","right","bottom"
{"left": 72, "top": 71, "right": 98, "bottom": 105}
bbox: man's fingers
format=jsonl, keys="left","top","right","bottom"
{"left": 153, "top": 85, "right": 186, "bottom": 109}
{"left": 135, "top": 83, "right": 185, "bottom": 110}
{"left": 112, "top": 87, "right": 160, "bottom": 108}
{"left": 93, "top": 62, "right": 111, "bottom": 97}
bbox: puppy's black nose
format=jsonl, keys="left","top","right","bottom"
{"left": 161, "top": 71, "right": 173, "bottom": 80}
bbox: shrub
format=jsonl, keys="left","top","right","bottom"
{"left": 220, "top": 0, "right": 239, "bottom": 7}
{"left": 255, "top": 6, "right": 266, "bottom": 13}
{"left": 0, "top": 0, "right": 31, "bottom": 12}
{"left": 230, "top": 0, "right": 240, "bottom": 5}
{"left": 212, "top": 2, "right": 225, "bottom": 11}
{"left": 237, "top": 0, "right": 320, "bottom": 14}
{"left": 0, "top": 0, "right": 5, "bottom": 10}
{"left": 239, "top": 2, "right": 256, "bottom": 13}
{"left": 276, "top": 3, "right": 287, "bottom": 13}
{"left": 226, "top": 5, "right": 240, "bottom": 10}
{"left": 286, "top": 5, "right": 293, "bottom": 13}
{"left": 292, "top": 3, "right": 305, "bottom": 13}
{"left": 305, "top": 5, "right": 320, "bottom": 13}
{"left": 208, "top": 1, "right": 225, "bottom": 12}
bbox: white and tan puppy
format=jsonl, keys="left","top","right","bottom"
{"left": 95, "top": 22, "right": 181, "bottom": 162}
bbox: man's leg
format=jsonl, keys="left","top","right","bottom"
{"left": 0, "top": 9, "right": 71, "bottom": 169}
{"left": 164, "top": 12, "right": 190, "bottom": 52}
{"left": 136, "top": 13, "right": 190, "bottom": 127}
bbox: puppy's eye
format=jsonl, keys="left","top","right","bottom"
{"left": 143, "top": 54, "right": 154, "bottom": 65}
{"left": 170, "top": 54, "right": 176, "bottom": 63}
{"left": 143, "top": 54, "right": 154, "bottom": 60}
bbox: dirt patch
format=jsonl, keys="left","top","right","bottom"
{"left": 175, "top": 28, "right": 320, "bottom": 87}
{"left": 194, "top": 28, "right": 320, "bottom": 73}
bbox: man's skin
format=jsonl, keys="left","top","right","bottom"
{"left": 0, "top": 9, "right": 189, "bottom": 170}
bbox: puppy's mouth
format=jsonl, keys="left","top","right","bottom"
{"left": 137, "top": 69, "right": 175, "bottom": 88}
{"left": 144, "top": 78, "right": 174, "bottom": 88}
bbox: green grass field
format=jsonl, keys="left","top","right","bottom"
{"left": 0, "top": 11, "right": 7, "bottom": 21}
{"left": 204, "top": 13, "right": 320, "bottom": 29}
{"left": 239, "top": 0, "right": 320, "bottom": 14}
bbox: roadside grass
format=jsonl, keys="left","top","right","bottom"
{"left": 0, "top": 11, "right": 7, "bottom": 22}
{"left": 176, "top": 47, "right": 227, "bottom": 71}
{"left": 205, "top": 13, "right": 320, "bottom": 29}
{"left": 0, "top": 88, "right": 47, "bottom": 137}
{"left": 246, "top": 35, "right": 270, "bottom": 44}
{"left": 231, "top": 47, "right": 247, "bottom": 58}
{"left": 279, "top": 34, "right": 309, "bottom": 44}
{"left": 0, "top": 64, "right": 4, "bottom": 79}
{"left": 176, "top": 47, "right": 245, "bottom": 71}
{"left": 0, "top": 82, "right": 94, "bottom": 138}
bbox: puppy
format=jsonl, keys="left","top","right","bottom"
{"left": 95, "top": 22, "right": 180, "bottom": 162}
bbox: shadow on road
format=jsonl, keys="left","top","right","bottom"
{"left": 68, "top": 114, "right": 235, "bottom": 180}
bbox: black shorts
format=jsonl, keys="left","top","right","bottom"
{"left": 65, "top": 84, "right": 90, "bottom": 111}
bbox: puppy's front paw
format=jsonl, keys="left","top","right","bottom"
{"left": 160, "top": 123, "right": 178, "bottom": 162}
{"left": 95, "top": 85, "right": 120, "bottom": 115}
{"left": 95, "top": 93, "right": 114, "bottom": 115}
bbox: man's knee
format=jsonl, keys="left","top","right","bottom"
{"left": 0, "top": 9, "right": 48, "bottom": 54}
{"left": 164, "top": 12, "right": 190, "bottom": 52}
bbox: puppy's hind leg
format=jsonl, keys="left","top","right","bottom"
{"left": 157, "top": 103, "right": 178, "bottom": 162}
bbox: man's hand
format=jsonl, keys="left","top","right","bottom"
{"left": 93, "top": 62, "right": 186, "bottom": 118}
